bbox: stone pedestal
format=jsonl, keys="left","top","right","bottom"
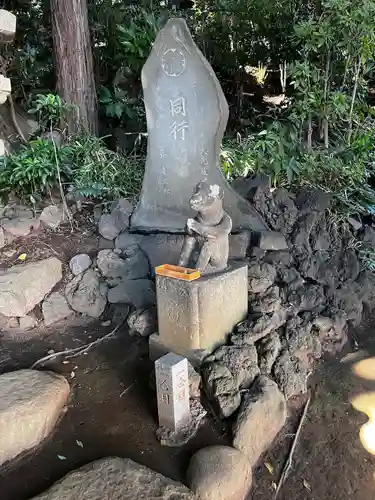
{"left": 150, "top": 262, "right": 248, "bottom": 365}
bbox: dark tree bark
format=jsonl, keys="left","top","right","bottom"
{"left": 51, "top": 0, "right": 98, "bottom": 135}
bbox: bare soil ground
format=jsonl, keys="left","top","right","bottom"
{"left": 0, "top": 219, "right": 375, "bottom": 500}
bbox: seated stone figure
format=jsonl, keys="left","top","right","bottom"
{"left": 178, "top": 182, "right": 232, "bottom": 274}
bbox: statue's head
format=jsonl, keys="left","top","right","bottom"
{"left": 189, "top": 182, "right": 224, "bottom": 212}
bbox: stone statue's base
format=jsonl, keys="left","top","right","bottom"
{"left": 150, "top": 262, "right": 248, "bottom": 366}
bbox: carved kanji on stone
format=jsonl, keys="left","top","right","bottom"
{"left": 130, "top": 18, "right": 268, "bottom": 233}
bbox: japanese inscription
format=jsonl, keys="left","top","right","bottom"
{"left": 155, "top": 353, "right": 190, "bottom": 431}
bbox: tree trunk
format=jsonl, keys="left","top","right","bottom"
{"left": 51, "top": 0, "right": 98, "bottom": 135}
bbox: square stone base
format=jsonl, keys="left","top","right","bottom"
{"left": 150, "top": 262, "right": 248, "bottom": 365}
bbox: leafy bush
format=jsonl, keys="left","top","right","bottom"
{"left": 0, "top": 139, "right": 72, "bottom": 203}
{"left": 28, "top": 93, "right": 73, "bottom": 131}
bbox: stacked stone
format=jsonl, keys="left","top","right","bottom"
{"left": 0, "top": 9, "right": 16, "bottom": 156}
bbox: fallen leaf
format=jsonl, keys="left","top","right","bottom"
{"left": 303, "top": 478, "right": 312, "bottom": 491}
{"left": 76, "top": 440, "right": 83, "bottom": 448}
{"left": 70, "top": 371, "right": 75, "bottom": 379}
{"left": 271, "top": 482, "right": 277, "bottom": 491}
{"left": 264, "top": 461, "right": 274, "bottom": 475}
{"left": 101, "top": 320, "right": 111, "bottom": 327}
{"left": 18, "top": 253, "right": 27, "bottom": 261}
{"left": 57, "top": 455, "right": 67, "bottom": 460}
{"left": 62, "top": 360, "right": 70, "bottom": 364}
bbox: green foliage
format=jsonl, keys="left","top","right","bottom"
{"left": 28, "top": 93, "right": 72, "bottom": 130}
{"left": 67, "top": 135, "right": 144, "bottom": 200}
{"left": 0, "top": 139, "right": 72, "bottom": 203}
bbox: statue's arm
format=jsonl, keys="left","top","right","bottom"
{"left": 189, "top": 213, "right": 232, "bottom": 239}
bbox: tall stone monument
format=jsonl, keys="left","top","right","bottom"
{"left": 130, "top": 18, "right": 268, "bottom": 233}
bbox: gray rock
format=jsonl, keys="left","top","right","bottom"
{"left": 0, "top": 257, "right": 62, "bottom": 317}
{"left": 139, "top": 233, "right": 185, "bottom": 269}
{"left": 31, "top": 457, "right": 196, "bottom": 500}
{"left": 257, "top": 332, "right": 282, "bottom": 374}
{"left": 233, "top": 376, "right": 286, "bottom": 465}
{"left": 107, "top": 304, "right": 131, "bottom": 326}
{"left": 202, "top": 363, "right": 241, "bottom": 419}
{"left": 207, "top": 344, "right": 259, "bottom": 390}
{"left": 156, "top": 398, "right": 207, "bottom": 447}
{"left": 188, "top": 362, "right": 201, "bottom": 399}
{"left": 0, "top": 369, "right": 70, "bottom": 466}
{"left": 39, "top": 204, "right": 65, "bottom": 230}
{"left": 98, "top": 213, "right": 120, "bottom": 241}
{"left": 295, "top": 187, "right": 332, "bottom": 213}
{"left": 0, "top": 227, "right": 5, "bottom": 248}
{"left": 258, "top": 231, "right": 288, "bottom": 251}
{"left": 1, "top": 217, "right": 40, "bottom": 237}
{"left": 229, "top": 231, "right": 251, "bottom": 259}
{"left": 110, "top": 198, "right": 133, "bottom": 232}
{"left": 129, "top": 18, "right": 268, "bottom": 233}
{"left": 348, "top": 217, "right": 362, "bottom": 231}
{"left": 250, "top": 286, "right": 281, "bottom": 314}
{"left": 232, "top": 309, "right": 287, "bottom": 345}
{"left": 247, "top": 262, "right": 276, "bottom": 294}
{"left": 97, "top": 247, "right": 149, "bottom": 280}
{"left": 186, "top": 445, "right": 252, "bottom": 500}
{"left": 69, "top": 254, "right": 92, "bottom": 276}
{"left": 285, "top": 283, "right": 325, "bottom": 314}
{"left": 65, "top": 269, "right": 108, "bottom": 318}
{"left": 278, "top": 267, "right": 304, "bottom": 290}
{"left": 127, "top": 308, "right": 157, "bottom": 337}
{"left": 263, "top": 250, "right": 293, "bottom": 269}
{"left": 98, "top": 237, "right": 115, "bottom": 250}
{"left": 107, "top": 279, "right": 155, "bottom": 308}
{"left": 115, "top": 231, "right": 144, "bottom": 250}
{"left": 253, "top": 188, "right": 297, "bottom": 235}
{"left": 42, "top": 292, "right": 73, "bottom": 326}
{"left": 273, "top": 350, "right": 309, "bottom": 399}
{"left": 19, "top": 314, "right": 38, "bottom": 330}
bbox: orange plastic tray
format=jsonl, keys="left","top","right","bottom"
{"left": 155, "top": 264, "right": 200, "bottom": 281}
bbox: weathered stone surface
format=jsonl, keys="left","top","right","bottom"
{"left": 206, "top": 344, "right": 259, "bottom": 390}
{"left": 0, "top": 9, "right": 16, "bottom": 42}
{"left": 65, "top": 269, "right": 107, "bottom": 318}
{"left": 202, "top": 363, "right": 241, "bottom": 418}
{"left": 39, "top": 205, "right": 65, "bottom": 229}
{"left": 257, "top": 332, "right": 282, "bottom": 375}
{"left": 151, "top": 263, "right": 248, "bottom": 363}
{"left": 157, "top": 398, "right": 206, "bottom": 447}
{"left": 247, "top": 262, "right": 276, "bottom": 294}
{"left": 111, "top": 198, "right": 133, "bottom": 231}
{"left": 97, "top": 247, "right": 149, "bottom": 280}
{"left": 295, "top": 187, "right": 332, "bottom": 213}
{"left": 186, "top": 446, "right": 252, "bottom": 500}
{"left": 253, "top": 188, "right": 297, "bottom": 235}
{"left": 229, "top": 231, "right": 251, "bottom": 259}
{"left": 188, "top": 361, "right": 201, "bottom": 399}
{"left": 130, "top": 18, "right": 267, "bottom": 233}
{"left": 98, "top": 213, "right": 120, "bottom": 241}
{"left": 69, "top": 254, "right": 92, "bottom": 276}
{"left": 31, "top": 457, "right": 196, "bottom": 500}
{"left": 42, "top": 292, "right": 73, "bottom": 326}
{"left": 0, "top": 257, "right": 62, "bottom": 317}
{"left": 0, "top": 369, "right": 70, "bottom": 466}
{"left": 19, "top": 313, "right": 38, "bottom": 330}
{"left": 258, "top": 231, "right": 288, "bottom": 251}
{"left": 127, "top": 308, "right": 157, "bottom": 337}
{"left": 273, "top": 350, "right": 309, "bottom": 399}
{"left": 1, "top": 216, "right": 40, "bottom": 237}
{"left": 107, "top": 278, "right": 155, "bottom": 308}
{"left": 115, "top": 231, "right": 144, "bottom": 251}
{"left": 233, "top": 376, "right": 286, "bottom": 465}
{"left": 0, "top": 74, "right": 11, "bottom": 104}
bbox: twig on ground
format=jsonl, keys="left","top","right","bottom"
{"left": 30, "top": 323, "right": 122, "bottom": 369}
{"left": 274, "top": 392, "right": 312, "bottom": 499}
{"left": 120, "top": 382, "right": 135, "bottom": 398}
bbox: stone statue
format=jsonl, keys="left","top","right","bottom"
{"left": 178, "top": 182, "right": 232, "bottom": 274}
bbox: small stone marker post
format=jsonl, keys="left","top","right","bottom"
{"left": 155, "top": 353, "right": 191, "bottom": 431}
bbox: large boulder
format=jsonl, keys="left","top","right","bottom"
{"left": 65, "top": 269, "right": 108, "bottom": 318}
{"left": 127, "top": 308, "right": 157, "bottom": 337}
{"left": 31, "top": 457, "right": 196, "bottom": 500}
{"left": 233, "top": 376, "right": 286, "bottom": 466}
{"left": 186, "top": 446, "right": 252, "bottom": 500}
{"left": 202, "top": 363, "right": 241, "bottom": 419}
{"left": 0, "top": 257, "right": 62, "bottom": 317}
{"left": 0, "top": 369, "right": 70, "bottom": 466}
{"left": 97, "top": 247, "right": 149, "bottom": 280}
{"left": 42, "top": 292, "right": 73, "bottom": 326}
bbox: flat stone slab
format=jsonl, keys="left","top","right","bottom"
{"left": 31, "top": 456, "right": 197, "bottom": 499}
{"left": 130, "top": 18, "right": 267, "bottom": 233}
{"left": 0, "top": 369, "right": 70, "bottom": 466}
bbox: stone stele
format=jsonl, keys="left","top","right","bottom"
{"left": 155, "top": 353, "right": 191, "bottom": 431}
{"left": 130, "top": 18, "right": 268, "bottom": 233}
{"left": 0, "top": 9, "right": 16, "bottom": 43}
{"left": 150, "top": 262, "right": 248, "bottom": 364}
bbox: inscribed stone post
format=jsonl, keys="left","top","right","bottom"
{"left": 130, "top": 18, "right": 268, "bottom": 233}
{"left": 155, "top": 353, "right": 190, "bottom": 431}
